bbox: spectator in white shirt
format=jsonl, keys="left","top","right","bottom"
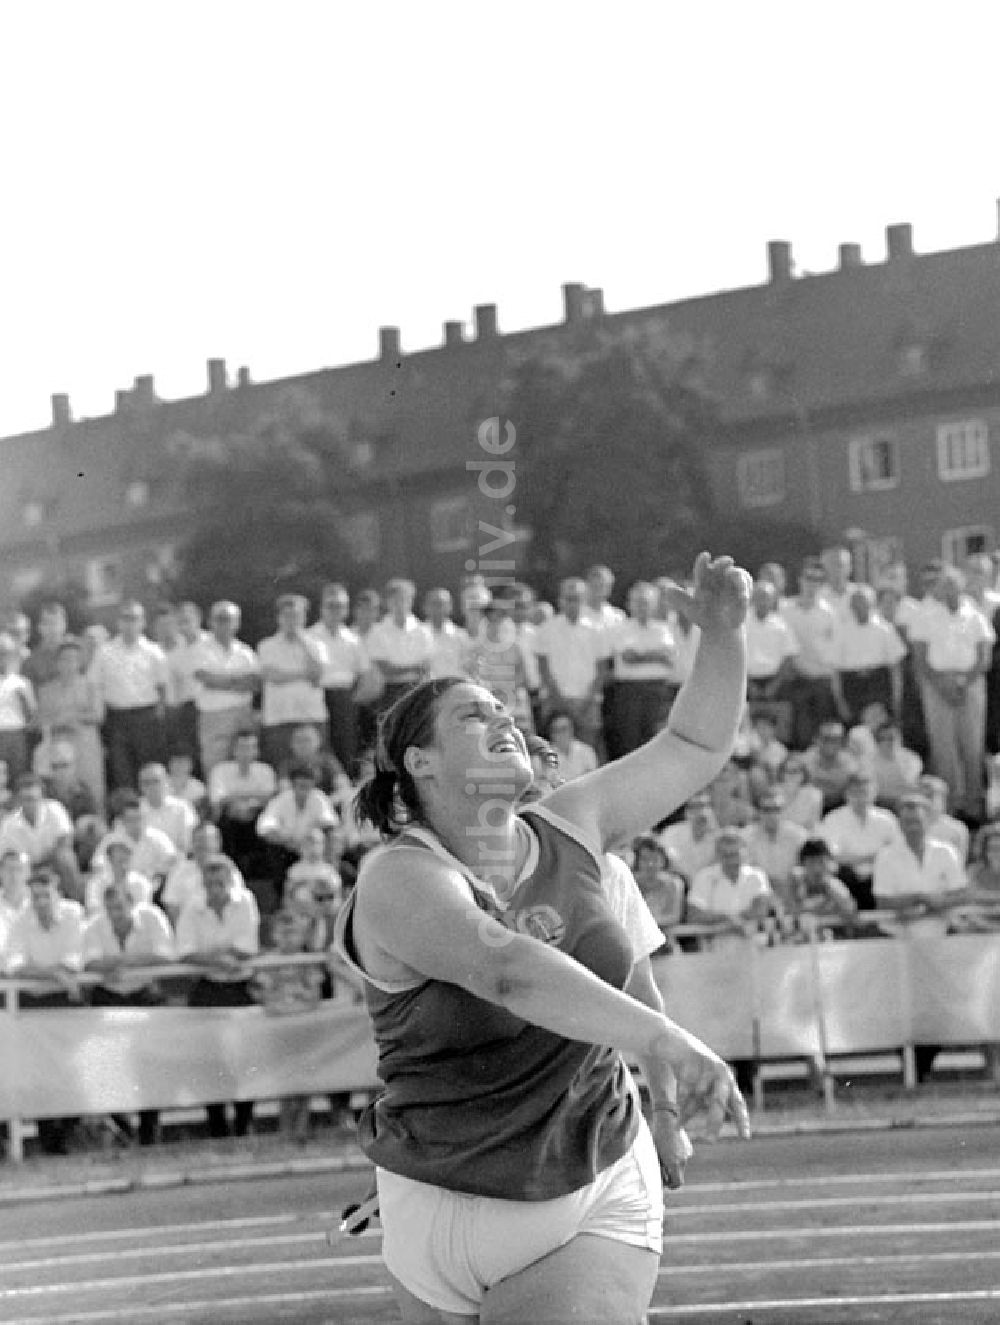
{"left": 819, "top": 544, "right": 875, "bottom": 625}
{"left": 424, "top": 588, "right": 470, "bottom": 679}
{"left": 257, "top": 765, "right": 338, "bottom": 901}
{"left": 543, "top": 710, "right": 598, "bottom": 782}
{"left": 0, "top": 847, "right": 30, "bottom": 929}
{"left": 534, "top": 578, "right": 609, "bottom": 749}
{"left": 870, "top": 722, "right": 922, "bottom": 812}
{"left": 138, "top": 762, "right": 198, "bottom": 856}
{"left": 84, "top": 835, "right": 154, "bottom": 913}
{"left": 780, "top": 558, "right": 840, "bottom": 749}
{"left": 209, "top": 728, "right": 277, "bottom": 882}
{"left": 831, "top": 589, "right": 905, "bottom": 725}
{"left": 0, "top": 772, "right": 81, "bottom": 902}
{"left": 161, "top": 820, "right": 246, "bottom": 925}
{"left": 176, "top": 854, "right": 260, "bottom": 1138}
{"left": 89, "top": 601, "right": 169, "bottom": 794}
{"left": 257, "top": 594, "right": 327, "bottom": 770}
{"left": 91, "top": 793, "right": 179, "bottom": 890}
{"left": 910, "top": 567, "right": 995, "bottom": 818}
{"left": 162, "top": 601, "right": 209, "bottom": 771}
{"left": 657, "top": 791, "right": 720, "bottom": 883}
{"left": 307, "top": 583, "right": 367, "bottom": 776}
{"left": 918, "top": 774, "right": 971, "bottom": 864}
{"left": 744, "top": 789, "right": 808, "bottom": 892}
{"left": 167, "top": 752, "right": 207, "bottom": 816}
{"left": 745, "top": 579, "right": 798, "bottom": 711}
{"left": 366, "top": 578, "right": 434, "bottom": 710}
{"left": 0, "top": 631, "right": 37, "bottom": 783}
{"left": 820, "top": 771, "right": 901, "bottom": 910}
{"left": 582, "top": 564, "right": 626, "bottom": 630}
{"left": 602, "top": 581, "right": 679, "bottom": 760}
{"left": 191, "top": 601, "right": 262, "bottom": 777}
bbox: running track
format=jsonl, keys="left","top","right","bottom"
{"left": 2, "top": 1125, "right": 999, "bottom": 1323}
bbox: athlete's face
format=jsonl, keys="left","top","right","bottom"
{"left": 427, "top": 683, "right": 532, "bottom": 797}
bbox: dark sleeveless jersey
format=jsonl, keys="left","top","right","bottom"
{"left": 334, "top": 804, "right": 640, "bottom": 1200}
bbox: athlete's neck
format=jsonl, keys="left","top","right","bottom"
{"left": 421, "top": 799, "right": 525, "bottom": 894}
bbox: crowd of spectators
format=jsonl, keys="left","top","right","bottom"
{"left": 2, "top": 545, "right": 1000, "bottom": 1153}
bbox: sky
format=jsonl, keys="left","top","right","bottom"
{"left": 1, "top": 0, "right": 999, "bottom": 438}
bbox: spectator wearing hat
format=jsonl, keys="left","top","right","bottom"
{"left": 257, "top": 594, "right": 327, "bottom": 771}
{"left": 365, "top": 579, "right": 434, "bottom": 711}
{"left": 0, "top": 772, "right": 81, "bottom": 903}
{"left": 190, "top": 601, "right": 261, "bottom": 778}
{"left": 176, "top": 853, "right": 260, "bottom": 1138}
{"left": 307, "top": 583, "right": 367, "bottom": 776}
{"left": 0, "top": 632, "right": 37, "bottom": 784}
{"left": 89, "top": 602, "right": 169, "bottom": 795}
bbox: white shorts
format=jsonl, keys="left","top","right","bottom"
{"left": 377, "top": 1119, "right": 664, "bottom": 1317}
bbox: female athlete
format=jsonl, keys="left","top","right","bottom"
{"left": 335, "top": 552, "right": 752, "bottom": 1324}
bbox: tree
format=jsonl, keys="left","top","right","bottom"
{"left": 497, "top": 317, "right": 722, "bottom": 594}
{"left": 168, "top": 387, "right": 356, "bottom": 642}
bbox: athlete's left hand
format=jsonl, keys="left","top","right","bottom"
{"left": 675, "top": 1045, "right": 752, "bottom": 1142}
{"left": 650, "top": 1107, "right": 694, "bottom": 1190}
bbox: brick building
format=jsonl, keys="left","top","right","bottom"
{"left": 3, "top": 214, "right": 1000, "bottom": 619}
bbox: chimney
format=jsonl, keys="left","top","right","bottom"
{"left": 444, "top": 320, "right": 465, "bottom": 348}
{"left": 583, "top": 287, "right": 605, "bottom": 318}
{"left": 563, "top": 282, "right": 586, "bottom": 323}
{"left": 133, "top": 374, "right": 155, "bottom": 406}
{"left": 51, "top": 393, "right": 71, "bottom": 428}
{"left": 379, "top": 326, "right": 401, "bottom": 362}
{"left": 474, "top": 304, "right": 498, "bottom": 340}
{"left": 838, "top": 242, "right": 863, "bottom": 270}
{"left": 886, "top": 223, "right": 914, "bottom": 260}
{"left": 767, "top": 240, "right": 793, "bottom": 284}
{"left": 236, "top": 365, "right": 252, "bottom": 388}
{"left": 995, "top": 197, "right": 1000, "bottom": 241}
{"left": 207, "top": 358, "right": 228, "bottom": 393}
{"left": 114, "top": 388, "right": 130, "bottom": 413}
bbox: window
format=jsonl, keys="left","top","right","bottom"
{"left": 429, "top": 495, "right": 473, "bottom": 551}
{"left": 942, "top": 525, "right": 994, "bottom": 565}
{"left": 848, "top": 434, "right": 899, "bottom": 492}
{"left": 22, "top": 501, "right": 44, "bottom": 528}
{"left": 341, "top": 511, "right": 380, "bottom": 564}
{"left": 936, "top": 419, "right": 990, "bottom": 481}
{"left": 125, "top": 480, "right": 150, "bottom": 507}
{"left": 737, "top": 448, "right": 785, "bottom": 508}
{"left": 84, "top": 555, "right": 124, "bottom": 606}
{"left": 143, "top": 544, "right": 176, "bottom": 585}
{"left": 350, "top": 441, "right": 375, "bottom": 471}
{"left": 898, "top": 344, "right": 928, "bottom": 378}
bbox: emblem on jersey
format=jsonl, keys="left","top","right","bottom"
{"left": 514, "top": 904, "right": 566, "bottom": 946}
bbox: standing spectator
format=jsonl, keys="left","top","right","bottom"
{"left": 873, "top": 791, "right": 968, "bottom": 1083}
{"left": 5, "top": 869, "right": 85, "bottom": 1152}
{"left": 602, "top": 582, "right": 679, "bottom": 760}
{"left": 22, "top": 602, "right": 68, "bottom": 726}
{"left": 191, "top": 602, "right": 261, "bottom": 778}
{"left": 2, "top": 610, "right": 31, "bottom": 668}
{"left": 803, "top": 721, "right": 857, "bottom": 812}
{"left": 91, "top": 793, "right": 178, "bottom": 894}
{"left": 744, "top": 790, "right": 808, "bottom": 893}
{"left": 365, "top": 579, "right": 434, "bottom": 711}
{"left": 167, "top": 752, "right": 207, "bottom": 816}
{"left": 819, "top": 545, "right": 873, "bottom": 625}
{"left": 36, "top": 638, "right": 104, "bottom": 812}
{"left": 165, "top": 601, "right": 208, "bottom": 771}
{"left": 256, "top": 764, "right": 338, "bottom": 902}
{"left": 831, "top": 589, "right": 905, "bottom": 725}
{"left": 84, "top": 879, "right": 174, "bottom": 1145}
{"left": 780, "top": 559, "right": 840, "bottom": 749}
{"left": 0, "top": 632, "right": 37, "bottom": 783}
{"left": 0, "top": 773, "right": 81, "bottom": 902}
{"left": 744, "top": 580, "right": 798, "bottom": 739}
{"left": 350, "top": 588, "right": 384, "bottom": 757}
{"left": 90, "top": 602, "right": 169, "bottom": 794}
{"left": 757, "top": 561, "right": 790, "bottom": 610}
{"left": 820, "top": 772, "right": 901, "bottom": 910}
{"left": 257, "top": 594, "right": 327, "bottom": 770}
{"left": 307, "top": 583, "right": 366, "bottom": 776}
{"left": 423, "top": 588, "right": 470, "bottom": 679}
{"left": 543, "top": 710, "right": 598, "bottom": 782}
{"left": 533, "top": 577, "right": 608, "bottom": 749}
{"left": 657, "top": 792, "right": 719, "bottom": 883}
{"left": 910, "top": 566, "right": 994, "bottom": 818}
{"left": 176, "top": 854, "right": 260, "bottom": 1139}
{"left": 138, "top": 762, "right": 198, "bottom": 856}
{"left": 465, "top": 599, "right": 534, "bottom": 732}
{"left": 582, "top": 564, "right": 626, "bottom": 630}
{"left": 208, "top": 729, "right": 277, "bottom": 883}
{"left": 459, "top": 580, "right": 491, "bottom": 639}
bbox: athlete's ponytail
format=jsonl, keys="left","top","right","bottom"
{"left": 354, "top": 676, "right": 466, "bottom": 837}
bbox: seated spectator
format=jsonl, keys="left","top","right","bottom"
{"left": 0, "top": 631, "right": 37, "bottom": 783}
{"left": 285, "top": 826, "right": 342, "bottom": 905}
{"left": 686, "top": 829, "right": 782, "bottom": 953}
{"left": 629, "top": 835, "right": 684, "bottom": 945}
{"left": 251, "top": 907, "right": 325, "bottom": 1137}
{"left": 278, "top": 723, "right": 353, "bottom": 815}
{"left": 0, "top": 758, "right": 12, "bottom": 817}
{"left": 657, "top": 791, "right": 719, "bottom": 883}
{"left": 873, "top": 790, "right": 969, "bottom": 1083}
{"left": 41, "top": 744, "right": 104, "bottom": 872}
{"left": 209, "top": 728, "right": 277, "bottom": 881}
{"left": 776, "top": 755, "right": 824, "bottom": 833}
{"left": 542, "top": 709, "right": 598, "bottom": 782}
{"left": 256, "top": 765, "right": 338, "bottom": 904}
{"left": 139, "top": 762, "right": 198, "bottom": 856}
{"left": 161, "top": 821, "right": 246, "bottom": 927}
{"left": 781, "top": 838, "right": 858, "bottom": 940}
{"left": 869, "top": 721, "right": 922, "bottom": 811}
{"left": 803, "top": 722, "right": 857, "bottom": 812}
{"left": 84, "top": 835, "right": 154, "bottom": 913}
{"left": 745, "top": 710, "right": 788, "bottom": 804}
{"left": 176, "top": 853, "right": 260, "bottom": 1138}
{"left": 167, "top": 752, "right": 207, "bottom": 816}
{"left": 744, "top": 789, "right": 808, "bottom": 892}
{"left": 83, "top": 879, "right": 175, "bottom": 1145}
{"left": 919, "top": 774, "right": 971, "bottom": 864}
{"left": 0, "top": 847, "right": 30, "bottom": 928}
{"left": 707, "top": 758, "right": 754, "bottom": 828}
{"left": 820, "top": 772, "right": 901, "bottom": 910}
{"left": 952, "top": 822, "right": 1000, "bottom": 933}
{"left": 92, "top": 793, "right": 179, "bottom": 895}
{"left": 5, "top": 870, "right": 85, "bottom": 1153}
{"left": 0, "top": 772, "right": 82, "bottom": 903}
